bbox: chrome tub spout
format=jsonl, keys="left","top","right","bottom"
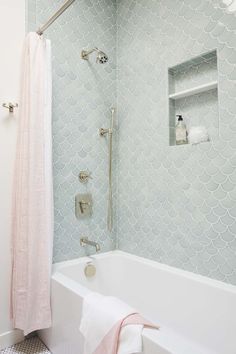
{"left": 80, "top": 237, "right": 100, "bottom": 252}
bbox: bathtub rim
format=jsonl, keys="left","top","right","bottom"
{"left": 52, "top": 250, "right": 236, "bottom": 294}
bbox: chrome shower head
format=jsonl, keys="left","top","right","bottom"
{"left": 81, "top": 47, "right": 108, "bottom": 64}
{"left": 96, "top": 50, "right": 108, "bottom": 64}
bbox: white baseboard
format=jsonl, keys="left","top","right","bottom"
{"left": 0, "top": 329, "right": 24, "bottom": 350}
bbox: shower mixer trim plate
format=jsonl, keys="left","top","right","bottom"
{"left": 75, "top": 193, "right": 93, "bottom": 219}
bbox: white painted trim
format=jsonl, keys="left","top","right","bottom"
{"left": 0, "top": 0, "right": 25, "bottom": 342}
{"left": 0, "top": 329, "right": 24, "bottom": 350}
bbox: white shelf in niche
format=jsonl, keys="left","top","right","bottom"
{"left": 169, "top": 80, "right": 218, "bottom": 100}
{"left": 168, "top": 50, "right": 219, "bottom": 146}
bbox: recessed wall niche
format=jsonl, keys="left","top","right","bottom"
{"left": 168, "top": 50, "right": 219, "bottom": 146}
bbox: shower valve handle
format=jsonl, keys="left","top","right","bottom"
{"left": 79, "top": 171, "right": 92, "bottom": 183}
{"left": 79, "top": 200, "right": 90, "bottom": 214}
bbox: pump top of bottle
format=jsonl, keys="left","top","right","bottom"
{"left": 176, "top": 115, "right": 183, "bottom": 121}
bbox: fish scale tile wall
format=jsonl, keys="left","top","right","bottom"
{"left": 28, "top": 0, "right": 236, "bottom": 285}
{"left": 28, "top": 0, "right": 117, "bottom": 262}
{"left": 117, "top": 0, "right": 236, "bottom": 285}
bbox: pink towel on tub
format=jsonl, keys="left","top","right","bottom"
{"left": 80, "top": 292, "right": 159, "bottom": 354}
{"left": 93, "top": 313, "right": 159, "bottom": 354}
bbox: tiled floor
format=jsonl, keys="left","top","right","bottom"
{"left": 0, "top": 337, "right": 50, "bottom": 354}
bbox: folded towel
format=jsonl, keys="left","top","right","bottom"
{"left": 117, "top": 320, "right": 143, "bottom": 354}
{"left": 94, "top": 313, "right": 159, "bottom": 354}
{"left": 80, "top": 292, "right": 159, "bottom": 354}
{"left": 188, "top": 126, "right": 209, "bottom": 145}
{"left": 80, "top": 292, "right": 133, "bottom": 354}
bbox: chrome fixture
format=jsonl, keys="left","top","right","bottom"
{"left": 75, "top": 193, "right": 92, "bottom": 218}
{"left": 222, "top": 0, "right": 236, "bottom": 13}
{"left": 36, "top": 0, "right": 75, "bottom": 35}
{"left": 81, "top": 48, "right": 108, "bottom": 64}
{"left": 79, "top": 171, "right": 92, "bottom": 184}
{"left": 2, "top": 102, "right": 18, "bottom": 113}
{"left": 79, "top": 200, "right": 89, "bottom": 213}
{"left": 80, "top": 237, "right": 100, "bottom": 252}
{"left": 84, "top": 262, "right": 96, "bottom": 277}
{"left": 100, "top": 108, "right": 115, "bottom": 232}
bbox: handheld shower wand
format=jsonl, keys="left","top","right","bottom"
{"left": 100, "top": 108, "right": 115, "bottom": 232}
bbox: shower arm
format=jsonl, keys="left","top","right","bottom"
{"left": 81, "top": 48, "right": 99, "bottom": 60}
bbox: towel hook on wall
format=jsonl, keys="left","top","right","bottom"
{"left": 2, "top": 102, "right": 18, "bottom": 113}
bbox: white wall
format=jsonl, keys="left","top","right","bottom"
{"left": 0, "top": 0, "right": 25, "bottom": 349}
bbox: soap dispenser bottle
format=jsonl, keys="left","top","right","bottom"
{"left": 176, "top": 115, "right": 187, "bottom": 145}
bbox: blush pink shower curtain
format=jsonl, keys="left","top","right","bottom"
{"left": 11, "top": 32, "right": 53, "bottom": 335}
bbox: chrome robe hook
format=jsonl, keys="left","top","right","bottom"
{"left": 2, "top": 102, "right": 18, "bottom": 113}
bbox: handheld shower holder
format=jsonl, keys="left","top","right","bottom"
{"left": 99, "top": 128, "right": 110, "bottom": 136}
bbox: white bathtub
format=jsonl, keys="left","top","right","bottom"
{"left": 39, "top": 251, "right": 236, "bottom": 354}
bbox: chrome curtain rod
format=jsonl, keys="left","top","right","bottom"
{"left": 37, "top": 0, "right": 76, "bottom": 35}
